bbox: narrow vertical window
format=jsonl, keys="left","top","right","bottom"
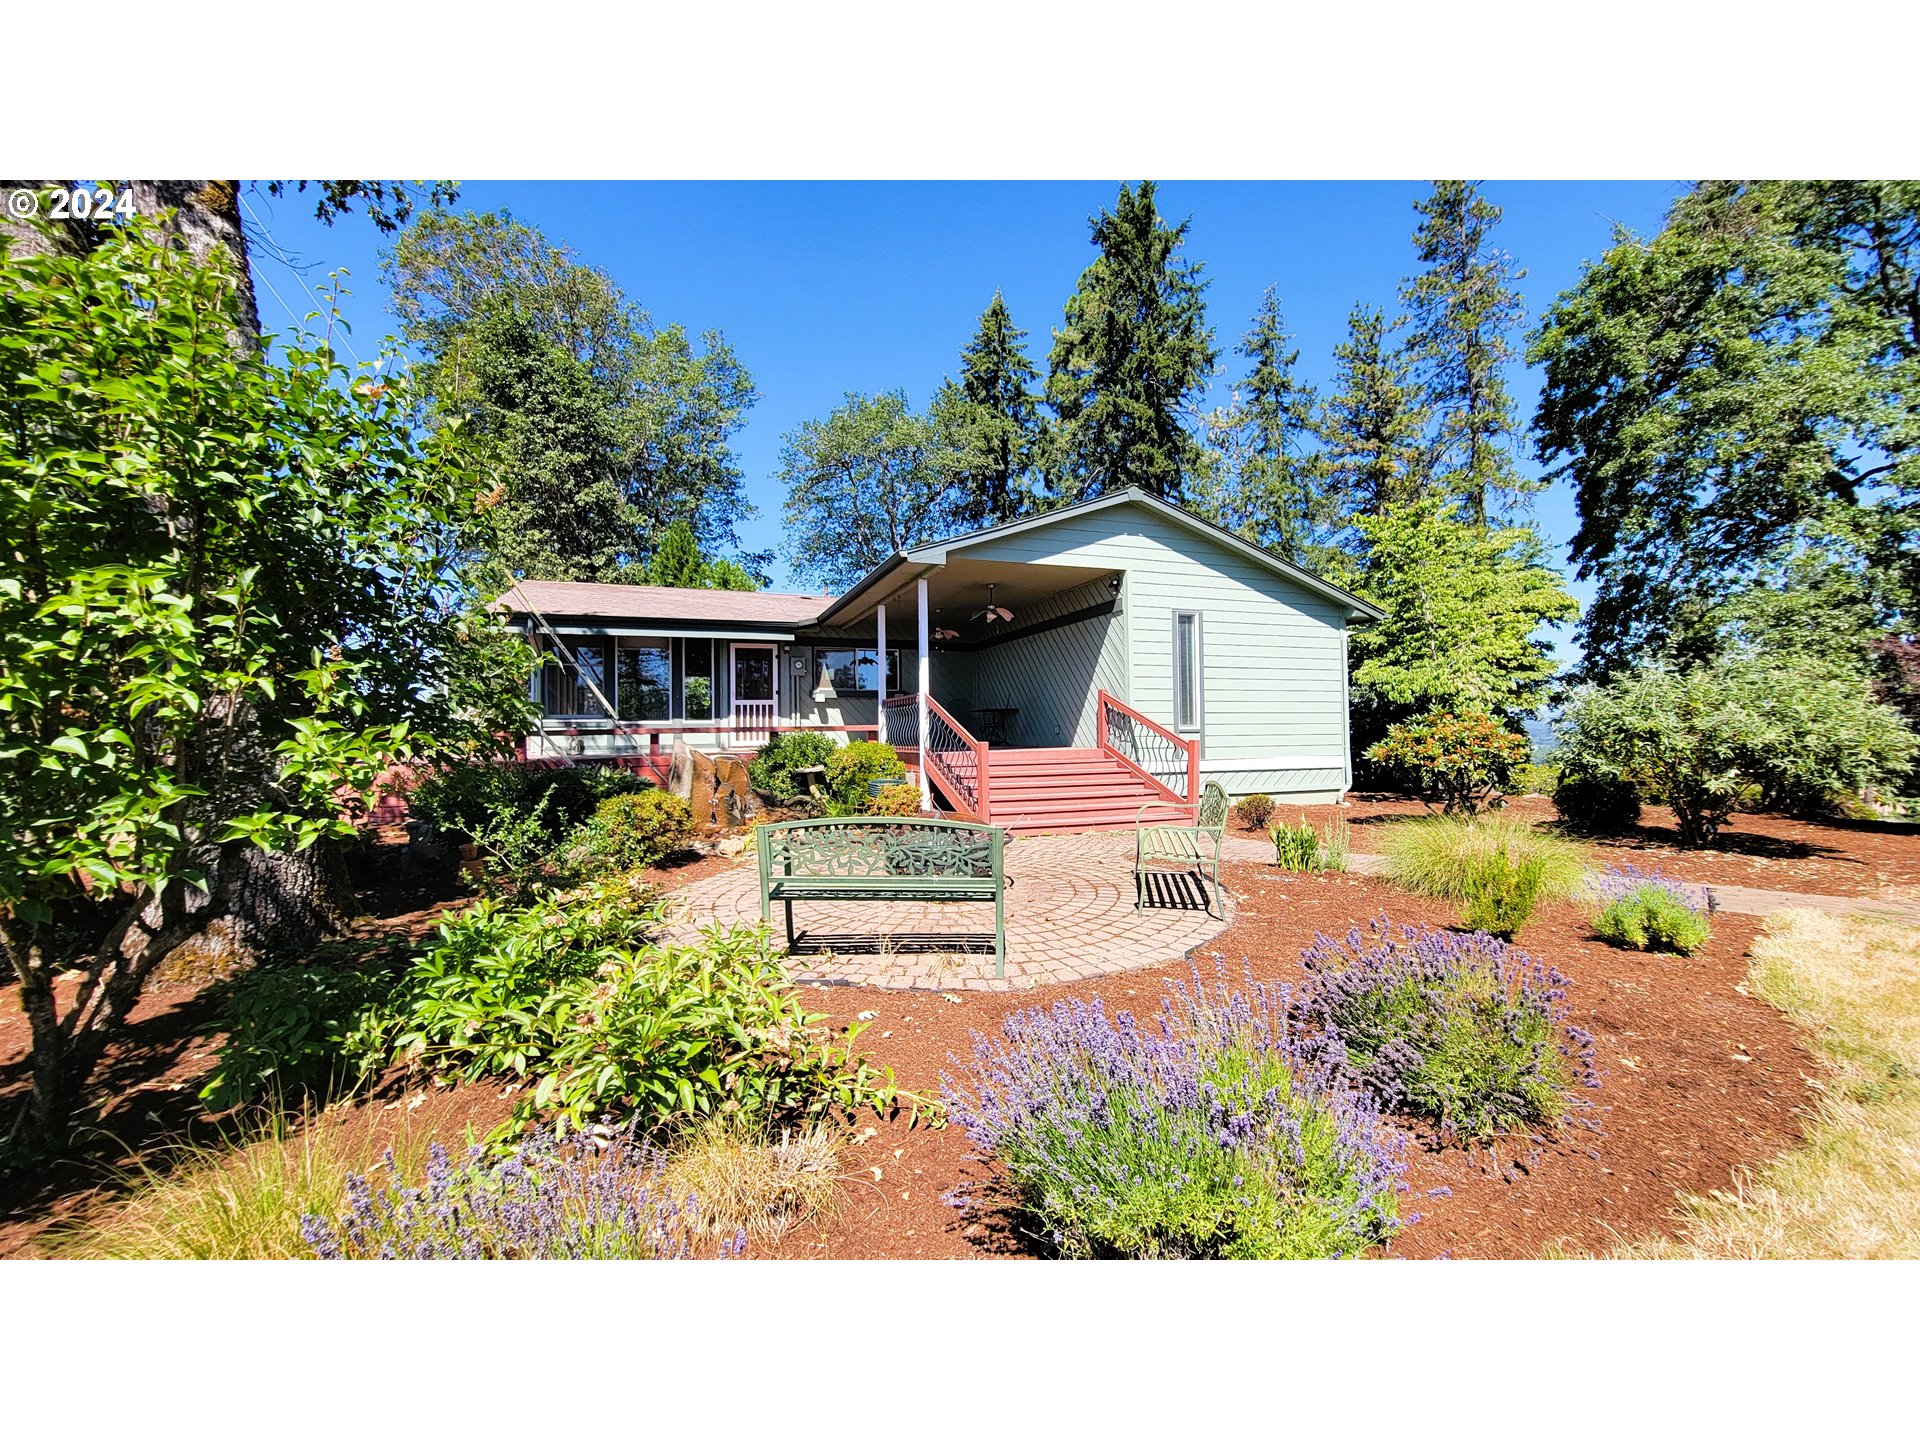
{"left": 1173, "top": 611, "right": 1201, "bottom": 732}
{"left": 683, "top": 639, "right": 715, "bottom": 721}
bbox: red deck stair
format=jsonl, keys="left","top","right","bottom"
{"left": 891, "top": 690, "right": 1200, "bottom": 835}
{"left": 977, "top": 747, "right": 1184, "bottom": 834}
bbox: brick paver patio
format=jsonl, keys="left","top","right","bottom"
{"left": 662, "top": 831, "right": 1234, "bottom": 990}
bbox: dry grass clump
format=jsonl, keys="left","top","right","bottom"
{"left": 1614, "top": 909, "right": 1920, "bottom": 1259}
{"left": 662, "top": 1114, "right": 843, "bottom": 1242}
{"left": 48, "top": 1110, "right": 432, "bottom": 1260}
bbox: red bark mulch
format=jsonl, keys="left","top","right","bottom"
{"left": 1286, "top": 792, "right": 1920, "bottom": 899}
{"left": 0, "top": 825, "right": 1847, "bottom": 1259}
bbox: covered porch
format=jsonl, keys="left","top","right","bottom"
{"left": 823, "top": 556, "right": 1202, "bottom": 833}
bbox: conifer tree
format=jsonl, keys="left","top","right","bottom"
{"left": 1046, "top": 182, "right": 1217, "bottom": 503}
{"left": 1193, "top": 288, "right": 1327, "bottom": 564}
{"left": 1401, "top": 181, "right": 1535, "bottom": 526}
{"left": 1319, "top": 304, "right": 1429, "bottom": 548}
{"left": 933, "top": 292, "right": 1043, "bottom": 527}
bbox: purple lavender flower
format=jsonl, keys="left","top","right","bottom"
{"left": 301, "top": 1123, "right": 743, "bottom": 1260}
{"left": 941, "top": 962, "right": 1406, "bottom": 1259}
{"left": 1298, "top": 918, "right": 1597, "bottom": 1141}
{"left": 1589, "top": 864, "right": 1707, "bottom": 913}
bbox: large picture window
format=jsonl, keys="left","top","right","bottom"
{"left": 683, "top": 639, "right": 715, "bottom": 721}
{"left": 814, "top": 647, "right": 901, "bottom": 696}
{"left": 616, "top": 640, "right": 672, "bottom": 722}
{"left": 1173, "top": 611, "right": 1202, "bottom": 733}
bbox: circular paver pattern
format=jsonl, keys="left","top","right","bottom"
{"left": 663, "top": 831, "right": 1234, "bottom": 991}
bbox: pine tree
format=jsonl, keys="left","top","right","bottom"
{"left": 1401, "top": 181, "right": 1535, "bottom": 527}
{"left": 1319, "top": 304, "right": 1430, "bottom": 549}
{"left": 1193, "top": 288, "right": 1327, "bottom": 563}
{"left": 933, "top": 292, "right": 1043, "bottom": 527}
{"left": 1046, "top": 182, "right": 1217, "bottom": 503}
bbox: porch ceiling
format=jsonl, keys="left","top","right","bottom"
{"left": 855, "top": 557, "right": 1114, "bottom": 633}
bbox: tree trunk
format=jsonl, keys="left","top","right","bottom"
{"left": 127, "top": 181, "right": 262, "bottom": 342}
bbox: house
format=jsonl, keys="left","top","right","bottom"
{"left": 497, "top": 488, "right": 1384, "bottom": 833}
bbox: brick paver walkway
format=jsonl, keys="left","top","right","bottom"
{"left": 662, "top": 831, "right": 1232, "bottom": 990}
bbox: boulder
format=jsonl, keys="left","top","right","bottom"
{"left": 666, "top": 736, "right": 696, "bottom": 800}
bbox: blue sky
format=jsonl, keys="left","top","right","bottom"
{"left": 239, "top": 180, "right": 1685, "bottom": 660}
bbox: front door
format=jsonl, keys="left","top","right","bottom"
{"left": 730, "top": 644, "right": 776, "bottom": 746}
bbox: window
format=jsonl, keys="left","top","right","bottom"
{"left": 543, "top": 638, "right": 612, "bottom": 718}
{"left": 683, "top": 638, "right": 715, "bottom": 721}
{"left": 616, "top": 640, "right": 671, "bottom": 722}
{"left": 1173, "top": 611, "right": 1202, "bottom": 733}
{"left": 814, "top": 647, "right": 901, "bottom": 696}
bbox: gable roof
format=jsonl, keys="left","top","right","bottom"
{"left": 816, "top": 487, "right": 1385, "bottom": 625}
{"left": 498, "top": 579, "right": 829, "bottom": 627}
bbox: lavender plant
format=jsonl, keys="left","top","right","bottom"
{"left": 1590, "top": 866, "right": 1712, "bottom": 955}
{"left": 942, "top": 969, "right": 1406, "bottom": 1259}
{"left": 1300, "top": 921, "right": 1598, "bottom": 1142}
{"left": 300, "top": 1123, "right": 745, "bottom": 1259}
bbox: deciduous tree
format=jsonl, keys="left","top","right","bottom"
{"left": 778, "top": 391, "right": 951, "bottom": 591}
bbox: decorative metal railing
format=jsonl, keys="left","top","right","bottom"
{"left": 1096, "top": 689, "right": 1199, "bottom": 809}
{"left": 884, "top": 693, "right": 988, "bottom": 818}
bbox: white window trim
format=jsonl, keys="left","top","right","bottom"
{"left": 680, "top": 636, "right": 718, "bottom": 724}
{"left": 1172, "top": 609, "right": 1203, "bottom": 735}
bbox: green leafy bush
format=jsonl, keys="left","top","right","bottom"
{"left": 1380, "top": 815, "right": 1587, "bottom": 938}
{"left": 199, "top": 963, "right": 396, "bottom": 1111}
{"left": 386, "top": 886, "right": 897, "bottom": 1138}
{"left": 1555, "top": 661, "right": 1917, "bottom": 845}
{"left": 1234, "top": 793, "right": 1276, "bottom": 830}
{"left": 1512, "top": 762, "right": 1560, "bottom": 796}
{"left": 1365, "top": 707, "right": 1532, "bottom": 816}
{"left": 823, "top": 740, "right": 907, "bottom": 811}
{"left": 576, "top": 790, "right": 695, "bottom": 871}
{"left": 1591, "top": 867, "right": 1713, "bottom": 955}
{"left": 862, "top": 782, "right": 924, "bottom": 817}
{"left": 407, "top": 761, "right": 648, "bottom": 849}
{"left": 1300, "top": 922, "right": 1598, "bottom": 1142}
{"left": 1552, "top": 764, "right": 1643, "bottom": 833}
{"left": 1270, "top": 815, "right": 1349, "bottom": 873}
{"left": 748, "top": 731, "right": 839, "bottom": 803}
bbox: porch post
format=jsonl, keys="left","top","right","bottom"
{"left": 876, "top": 600, "right": 888, "bottom": 745}
{"left": 917, "top": 577, "right": 931, "bottom": 809}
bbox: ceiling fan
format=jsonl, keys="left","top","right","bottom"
{"left": 972, "top": 584, "right": 1015, "bottom": 626}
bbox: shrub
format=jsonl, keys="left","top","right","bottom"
{"left": 385, "top": 886, "right": 898, "bottom": 1139}
{"left": 1552, "top": 764, "right": 1643, "bottom": 833}
{"left": 748, "top": 731, "right": 839, "bottom": 804}
{"left": 942, "top": 972, "right": 1406, "bottom": 1259}
{"left": 823, "top": 740, "right": 907, "bottom": 811}
{"left": 576, "top": 789, "right": 694, "bottom": 872}
{"left": 1590, "top": 866, "right": 1712, "bottom": 955}
{"left": 1271, "top": 815, "right": 1349, "bottom": 873}
{"left": 1234, "top": 793, "right": 1276, "bottom": 831}
{"left": 1300, "top": 921, "right": 1598, "bottom": 1141}
{"left": 199, "top": 962, "right": 396, "bottom": 1111}
{"left": 1380, "top": 815, "right": 1587, "bottom": 937}
{"left": 1512, "top": 761, "right": 1560, "bottom": 796}
{"left": 1365, "top": 708, "right": 1532, "bottom": 816}
{"left": 302, "top": 1125, "right": 743, "bottom": 1260}
{"left": 407, "top": 761, "right": 649, "bottom": 848}
{"left": 862, "top": 782, "right": 923, "bottom": 817}
{"left": 1555, "top": 661, "right": 1916, "bottom": 846}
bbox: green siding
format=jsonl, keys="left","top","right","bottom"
{"left": 956, "top": 506, "right": 1353, "bottom": 785}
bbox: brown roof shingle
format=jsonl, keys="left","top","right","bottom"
{"left": 497, "top": 580, "right": 832, "bottom": 627}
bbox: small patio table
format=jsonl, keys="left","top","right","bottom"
{"left": 971, "top": 707, "right": 1018, "bottom": 745}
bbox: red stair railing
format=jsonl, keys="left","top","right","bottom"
{"left": 883, "top": 693, "right": 990, "bottom": 819}
{"left": 1095, "top": 689, "right": 1199, "bottom": 814}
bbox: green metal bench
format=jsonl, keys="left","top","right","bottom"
{"left": 1134, "top": 780, "right": 1230, "bottom": 918}
{"left": 757, "top": 816, "right": 1010, "bottom": 976}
